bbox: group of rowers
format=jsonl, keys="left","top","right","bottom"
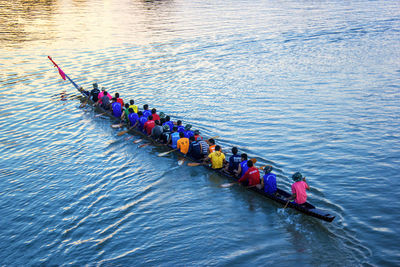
{"left": 80, "top": 83, "right": 311, "bottom": 206}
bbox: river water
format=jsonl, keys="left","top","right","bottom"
{"left": 0, "top": 0, "right": 399, "bottom": 266}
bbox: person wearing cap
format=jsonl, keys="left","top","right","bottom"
{"left": 90, "top": 83, "right": 100, "bottom": 102}
{"left": 129, "top": 99, "right": 138, "bottom": 113}
{"left": 151, "top": 108, "right": 160, "bottom": 121}
{"left": 287, "top": 172, "right": 310, "bottom": 204}
{"left": 226, "top": 147, "right": 241, "bottom": 174}
{"left": 184, "top": 124, "right": 194, "bottom": 139}
{"left": 96, "top": 87, "right": 112, "bottom": 106}
{"left": 206, "top": 145, "right": 226, "bottom": 170}
{"left": 151, "top": 120, "right": 163, "bottom": 140}
{"left": 238, "top": 160, "right": 261, "bottom": 187}
{"left": 262, "top": 165, "right": 277, "bottom": 194}
{"left": 177, "top": 132, "right": 190, "bottom": 155}
{"left": 194, "top": 130, "right": 203, "bottom": 141}
{"left": 159, "top": 112, "right": 166, "bottom": 119}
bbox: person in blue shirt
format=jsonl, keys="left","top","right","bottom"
{"left": 143, "top": 104, "right": 152, "bottom": 118}
{"left": 176, "top": 120, "right": 185, "bottom": 133}
{"left": 226, "top": 147, "right": 242, "bottom": 174}
{"left": 163, "top": 116, "right": 174, "bottom": 131}
{"left": 111, "top": 98, "right": 122, "bottom": 118}
{"left": 168, "top": 126, "right": 180, "bottom": 149}
{"left": 128, "top": 108, "right": 139, "bottom": 128}
{"left": 262, "top": 165, "right": 277, "bottom": 194}
{"left": 235, "top": 153, "right": 248, "bottom": 178}
{"left": 184, "top": 124, "right": 194, "bottom": 138}
{"left": 138, "top": 111, "right": 147, "bottom": 132}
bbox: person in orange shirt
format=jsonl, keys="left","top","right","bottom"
{"left": 177, "top": 132, "right": 190, "bottom": 155}
{"left": 208, "top": 138, "right": 216, "bottom": 154}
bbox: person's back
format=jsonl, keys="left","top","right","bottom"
{"left": 263, "top": 166, "right": 277, "bottom": 194}
{"left": 128, "top": 108, "right": 139, "bottom": 128}
{"left": 90, "top": 83, "right": 100, "bottom": 102}
{"left": 151, "top": 108, "right": 160, "bottom": 121}
{"left": 115, "top": 93, "right": 124, "bottom": 108}
{"left": 161, "top": 125, "right": 171, "bottom": 144}
{"left": 138, "top": 111, "right": 147, "bottom": 132}
{"left": 228, "top": 147, "right": 241, "bottom": 173}
{"left": 189, "top": 138, "right": 202, "bottom": 160}
{"left": 144, "top": 115, "right": 155, "bottom": 135}
{"left": 194, "top": 130, "right": 203, "bottom": 141}
{"left": 236, "top": 153, "right": 249, "bottom": 177}
{"left": 177, "top": 132, "right": 190, "bottom": 154}
{"left": 129, "top": 100, "right": 138, "bottom": 113}
{"left": 143, "top": 104, "right": 151, "bottom": 118}
{"left": 151, "top": 120, "right": 163, "bottom": 140}
{"left": 238, "top": 160, "right": 260, "bottom": 186}
{"left": 163, "top": 116, "right": 174, "bottom": 131}
{"left": 198, "top": 139, "right": 209, "bottom": 157}
{"left": 101, "top": 91, "right": 111, "bottom": 110}
{"left": 111, "top": 98, "right": 122, "bottom": 118}
{"left": 208, "top": 145, "right": 226, "bottom": 169}
{"left": 208, "top": 139, "right": 216, "bottom": 154}
{"left": 170, "top": 127, "right": 180, "bottom": 149}
{"left": 176, "top": 120, "right": 185, "bottom": 133}
{"left": 290, "top": 172, "right": 309, "bottom": 204}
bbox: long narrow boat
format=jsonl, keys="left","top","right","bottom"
{"left": 48, "top": 56, "right": 335, "bottom": 222}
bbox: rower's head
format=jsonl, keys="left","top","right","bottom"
{"left": 128, "top": 108, "right": 134, "bottom": 113}
{"left": 143, "top": 104, "right": 149, "bottom": 110}
{"left": 93, "top": 83, "right": 98, "bottom": 89}
{"left": 125, "top": 103, "right": 130, "bottom": 109}
{"left": 231, "top": 147, "right": 238, "bottom": 155}
{"left": 138, "top": 111, "right": 143, "bottom": 117}
{"left": 292, "top": 172, "right": 303, "bottom": 182}
{"left": 103, "top": 91, "right": 108, "bottom": 95}
{"left": 130, "top": 99, "right": 134, "bottom": 105}
{"left": 185, "top": 124, "right": 192, "bottom": 131}
{"left": 115, "top": 93, "right": 120, "bottom": 98}
{"left": 165, "top": 116, "right": 171, "bottom": 122}
{"left": 247, "top": 160, "right": 254, "bottom": 167}
{"left": 194, "top": 130, "right": 200, "bottom": 135}
{"left": 215, "top": 145, "right": 221, "bottom": 152}
{"left": 159, "top": 112, "right": 166, "bottom": 119}
{"left": 148, "top": 115, "right": 153, "bottom": 121}
{"left": 160, "top": 118, "right": 166, "bottom": 124}
{"left": 189, "top": 136, "right": 195, "bottom": 142}
{"left": 163, "top": 125, "right": 170, "bottom": 132}
{"left": 151, "top": 108, "right": 157, "bottom": 114}
{"left": 208, "top": 139, "right": 215, "bottom": 145}
{"left": 172, "top": 126, "right": 178, "bottom": 132}
{"left": 155, "top": 120, "right": 160, "bottom": 125}
{"left": 101, "top": 87, "right": 106, "bottom": 91}
{"left": 264, "top": 165, "right": 273, "bottom": 174}
{"left": 111, "top": 97, "right": 117, "bottom": 102}
{"left": 241, "top": 153, "right": 248, "bottom": 161}
{"left": 177, "top": 120, "right": 182, "bottom": 126}
{"left": 179, "top": 132, "right": 185, "bottom": 138}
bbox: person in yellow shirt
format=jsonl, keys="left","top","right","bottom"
{"left": 207, "top": 145, "right": 227, "bottom": 169}
{"left": 177, "top": 132, "right": 190, "bottom": 155}
{"left": 129, "top": 99, "right": 138, "bottom": 113}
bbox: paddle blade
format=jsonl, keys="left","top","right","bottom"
{"left": 125, "top": 136, "right": 134, "bottom": 141}
{"left": 117, "top": 130, "right": 128, "bottom": 136}
{"left": 219, "top": 183, "right": 236, "bottom": 188}
{"left": 139, "top": 143, "right": 150, "bottom": 148}
{"left": 111, "top": 123, "right": 123, "bottom": 128}
{"left": 187, "top": 162, "right": 203, "bottom": 167}
{"left": 133, "top": 139, "right": 143, "bottom": 144}
{"left": 95, "top": 113, "right": 106, "bottom": 118}
{"left": 178, "top": 159, "right": 185, "bottom": 166}
{"left": 250, "top": 158, "right": 257, "bottom": 164}
{"left": 259, "top": 165, "right": 266, "bottom": 170}
{"left": 157, "top": 149, "right": 176, "bottom": 157}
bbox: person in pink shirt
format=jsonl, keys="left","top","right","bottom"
{"left": 288, "top": 172, "right": 310, "bottom": 204}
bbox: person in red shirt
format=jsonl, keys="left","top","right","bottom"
{"left": 143, "top": 115, "right": 155, "bottom": 135}
{"left": 115, "top": 93, "right": 124, "bottom": 108}
{"left": 238, "top": 160, "right": 261, "bottom": 188}
{"left": 151, "top": 108, "right": 160, "bottom": 121}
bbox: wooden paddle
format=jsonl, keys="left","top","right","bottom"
{"left": 95, "top": 113, "right": 106, "bottom": 118}
{"left": 139, "top": 143, "right": 150, "bottom": 148}
{"left": 157, "top": 149, "right": 177, "bottom": 157}
{"left": 283, "top": 199, "right": 290, "bottom": 209}
{"left": 187, "top": 162, "right": 206, "bottom": 167}
{"left": 133, "top": 139, "right": 143, "bottom": 144}
{"left": 219, "top": 182, "right": 238, "bottom": 188}
{"left": 111, "top": 123, "right": 124, "bottom": 129}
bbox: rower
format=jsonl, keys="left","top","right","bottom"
{"left": 236, "top": 153, "right": 249, "bottom": 178}
{"left": 151, "top": 108, "right": 160, "bottom": 121}
{"left": 128, "top": 108, "right": 139, "bottom": 128}
{"left": 208, "top": 138, "right": 216, "bottom": 154}
{"left": 188, "top": 136, "right": 202, "bottom": 160}
{"left": 194, "top": 130, "right": 203, "bottom": 141}
{"left": 96, "top": 87, "right": 112, "bottom": 107}
{"left": 207, "top": 145, "right": 226, "bottom": 170}
{"left": 121, "top": 103, "right": 130, "bottom": 123}
{"left": 99, "top": 90, "right": 111, "bottom": 110}
{"left": 160, "top": 125, "right": 171, "bottom": 144}
{"left": 169, "top": 126, "right": 180, "bottom": 149}
{"left": 129, "top": 99, "right": 138, "bottom": 113}
{"left": 262, "top": 165, "right": 277, "bottom": 195}
{"left": 163, "top": 116, "right": 174, "bottom": 131}
{"left": 111, "top": 97, "right": 122, "bottom": 118}
{"left": 143, "top": 115, "right": 155, "bottom": 135}
{"left": 138, "top": 111, "right": 147, "bottom": 132}
{"left": 226, "top": 147, "right": 241, "bottom": 174}
{"left": 198, "top": 138, "right": 209, "bottom": 159}
{"left": 177, "top": 132, "right": 190, "bottom": 155}
{"left": 237, "top": 160, "right": 262, "bottom": 188}
{"left": 176, "top": 120, "right": 185, "bottom": 133}
{"left": 287, "top": 172, "right": 310, "bottom": 205}
{"left": 90, "top": 83, "right": 100, "bottom": 102}
{"left": 115, "top": 93, "right": 124, "bottom": 108}
{"left": 184, "top": 124, "right": 194, "bottom": 138}
{"left": 143, "top": 104, "right": 152, "bottom": 118}
{"left": 151, "top": 120, "right": 163, "bottom": 141}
